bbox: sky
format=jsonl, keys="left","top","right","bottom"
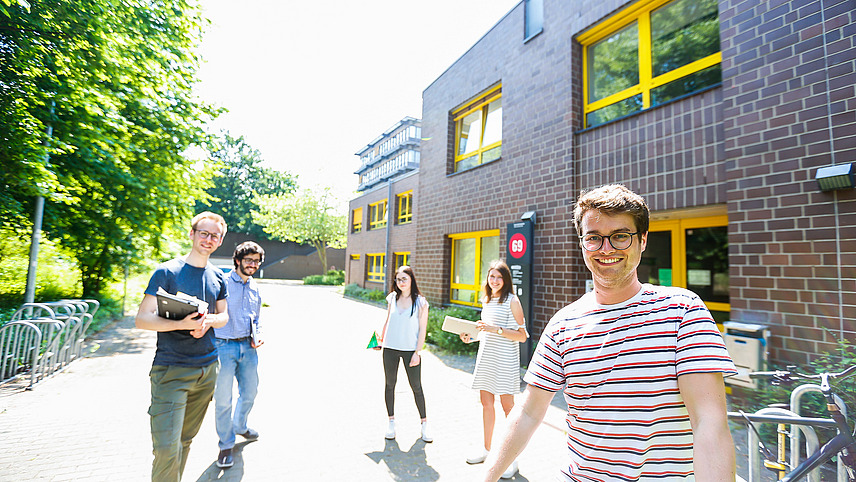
{"left": 194, "top": 0, "right": 520, "bottom": 208}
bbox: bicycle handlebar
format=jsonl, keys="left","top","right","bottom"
{"left": 749, "top": 365, "right": 856, "bottom": 383}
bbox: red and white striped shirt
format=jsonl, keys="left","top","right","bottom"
{"left": 524, "top": 284, "right": 736, "bottom": 481}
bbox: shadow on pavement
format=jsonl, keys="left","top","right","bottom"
{"left": 193, "top": 440, "right": 254, "bottom": 481}
{"left": 84, "top": 315, "right": 154, "bottom": 358}
{"left": 365, "top": 438, "right": 440, "bottom": 481}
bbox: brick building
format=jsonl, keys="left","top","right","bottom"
{"left": 412, "top": 0, "right": 855, "bottom": 366}
{"left": 346, "top": 117, "right": 421, "bottom": 292}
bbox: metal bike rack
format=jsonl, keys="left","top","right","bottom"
{"left": 790, "top": 384, "right": 848, "bottom": 482}
{"left": 743, "top": 407, "right": 821, "bottom": 482}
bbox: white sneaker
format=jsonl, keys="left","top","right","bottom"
{"left": 385, "top": 419, "right": 395, "bottom": 440}
{"left": 420, "top": 421, "right": 433, "bottom": 443}
{"left": 466, "top": 447, "right": 489, "bottom": 464}
{"left": 500, "top": 460, "right": 518, "bottom": 479}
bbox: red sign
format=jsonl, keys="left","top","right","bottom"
{"left": 508, "top": 233, "right": 527, "bottom": 259}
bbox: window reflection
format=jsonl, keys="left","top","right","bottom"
{"left": 651, "top": 0, "right": 719, "bottom": 77}
{"left": 588, "top": 23, "right": 639, "bottom": 103}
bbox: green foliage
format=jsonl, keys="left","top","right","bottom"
{"left": 343, "top": 283, "right": 386, "bottom": 303}
{"left": 0, "top": 0, "right": 219, "bottom": 296}
{"left": 0, "top": 228, "right": 80, "bottom": 307}
{"left": 426, "top": 305, "right": 480, "bottom": 355}
{"left": 303, "top": 270, "right": 345, "bottom": 286}
{"left": 254, "top": 187, "right": 347, "bottom": 274}
{"left": 198, "top": 132, "right": 297, "bottom": 238}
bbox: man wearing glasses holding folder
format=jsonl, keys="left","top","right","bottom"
{"left": 135, "top": 211, "right": 230, "bottom": 481}
{"left": 212, "top": 241, "right": 265, "bottom": 469}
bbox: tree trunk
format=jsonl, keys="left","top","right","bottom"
{"left": 313, "top": 240, "right": 328, "bottom": 274}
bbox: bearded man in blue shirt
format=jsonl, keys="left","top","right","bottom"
{"left": 213, "top": 241, "right": 265, "bottom": 469}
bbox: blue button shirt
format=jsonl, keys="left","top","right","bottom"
{"left": 214, "top": 270, "right": 261, "bottom": 340}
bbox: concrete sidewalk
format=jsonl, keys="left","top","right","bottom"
{"left": 0, "top": 283, "right": 568, "bottom": 481}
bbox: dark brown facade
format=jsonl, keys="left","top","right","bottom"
{"left": 415, "top": 0, "right": 855, "bottom": 366}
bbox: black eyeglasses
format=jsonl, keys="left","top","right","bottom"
{"left": 195, "top": 230, "right": 222, "bottom": 242}
{"left": 579, "top": 232, "right": 639, "bottom": 251}
{"left": 242, "top": 258, "right": 261, "bottom": 266}
{"left": 395, "top": 277, "right": 409, "bottom": 283}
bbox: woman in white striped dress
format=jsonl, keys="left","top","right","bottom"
{"left": 460, "top": 259, "right": 528, "bottom": 478}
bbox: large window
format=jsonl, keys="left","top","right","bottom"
{"left": 367, "top": 254, "right": 386, "bottom": 283}
{"left": 397, "top": 191, "right": 413, "bottom": 224}
{"left": 580, "top": 0, "right": 720, "bottom": 128}
{"left": 369, "top": 200, "right": 387, "bottom": 230}
{"left": 352, "top": 208, "right": 362, "bottom": 233}
{"left": 450, "top": 230, "right": 500, "bottom": 306}
{"left": 639, "top": 212, "right": 729, "bottom": 323}
{"left": 453, "top": 85, "right": 502, "bottom": 173}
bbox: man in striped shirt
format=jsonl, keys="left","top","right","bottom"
{"left": 483, "top": 185, "right": 737, "bottom": 481}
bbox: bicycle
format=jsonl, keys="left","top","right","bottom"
{"left": 732, "top": 365, "right": 856, "bottom": 482}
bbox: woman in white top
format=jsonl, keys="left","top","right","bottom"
{"left": 376, "top": 265, "right": 431, "bottom": 442}
{"left": 460, "top": 259, "right": 528, "bottom": 477}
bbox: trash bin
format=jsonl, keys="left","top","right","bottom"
{"left": 723, "top": 321, "right": 770, "bottom": 389}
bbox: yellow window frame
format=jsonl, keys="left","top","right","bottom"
{"left": 449, "top": 229, "right": 500, "bottom": 307}
{"left": 350, "top": 254, "right": 360, "bottom": 260}
{"left": 369, "top": 200, "right": 387, "bottom": 230}
{"left": 367, "top": 253, "right": 386, "bottom": 283}
{"left": 394, "top": 252, "right": 410, "bottom": 272}
{"left": 452, "top": 85, "right": 502, "bottom": 172}
{"left": 579, "top": 0, "right": 721, "bottom": 127}
{"left": 352, "top": 207, "right": 363, "bottom": 232}
{"left": 648, "top": 214, "right": 729, "bottom": 314}
{"left": 397, "top": 191, "right": 413, "bottom": 224}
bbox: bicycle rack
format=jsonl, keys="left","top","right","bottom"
{"left": 790, "top": 384, "right": 848, "bottom": 482}
{"left": 744, "top": 407, "right": 821, "bottom": 482}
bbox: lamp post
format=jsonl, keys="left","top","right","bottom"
{"left": 24, "top": 101, "right": 54, "bottom": 304}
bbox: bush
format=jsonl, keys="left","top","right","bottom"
{"left": 426, "top": 304, "right": 481, "bottom": 355}
{"left": 343, "top": 283, "right": 386, "bottom": 303}
{"left": 303, "top": 269, "right": 345, "bottom": 286}
{"left": 0, "top": 229, "right": 81, "bottom": 309}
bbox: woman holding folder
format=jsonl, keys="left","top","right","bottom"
{"left": 460, "top": 259, "right": 528, "bottom": 477}
{"left": 375, "top": 265, "right": 432, "bottom": 443}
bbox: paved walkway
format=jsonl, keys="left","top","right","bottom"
{"left": 0, "top": 283, "right": 570, "bottom": 481}
{"left": 0, "top": 282, "right": 757, "bottom": 481}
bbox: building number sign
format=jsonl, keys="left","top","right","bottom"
{"left": 509, "top": 233, "right": 527, "bottom": 259}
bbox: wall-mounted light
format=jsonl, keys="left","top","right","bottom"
{"left": 815, "top": 163, "right": 855, "bottom": 192}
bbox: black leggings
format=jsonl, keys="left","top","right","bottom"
{"left": 382, "top": 348, "right": 427, "bottom": 419}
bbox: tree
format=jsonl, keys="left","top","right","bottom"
{"left": 0, "top": 0, "right": 218, "bottom": 295}
{"left": 198, "top": 132, "right": 297, "bottom": 238}
{"left": 0, "top": 1, "right": 29, "bottom": 18}
{"left": 253, "top": 188, "right": 347, "bottom": 274}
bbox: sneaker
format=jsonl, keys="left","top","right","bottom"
{"left": 420, "top": 421, "right": 433, "bottom": 443}
{"left": 385, "top": 419, "right": 395, "bottom": 440}
{"left": 500, "top": 460, "right": 518, "bottom": 479}
{"left": 216, "top": 449, "right": 234, "bottom": 469}
{"left": 466, "top": 447, "right": 489, "bottom": 464}
{"left": 238, "top": 428, "right": 259, "bottom": 441}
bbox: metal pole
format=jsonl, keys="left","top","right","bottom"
{"left": 24, "top": 102, "right": 54, "bottom": 304}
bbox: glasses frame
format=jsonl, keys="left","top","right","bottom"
{"left": 194, "top": 229, "right": 222, "bottom": 242}
{"left": 241, "top": 257, "right": 261, "bottom": 266}
{"left": 579, "top": 231, "right": 640, "bottom": 252}
{"left": 395, "top": 276, "right": 410, "bottom": 283}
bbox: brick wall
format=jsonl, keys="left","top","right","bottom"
{"left": 416, "top": 0, "right": 856, "bottom": 365}
{"left": 345, "top": 172, "right": 419, "bottom": 292}
{"left": 720, "top": 0, "right": 856, "bottom": 364}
